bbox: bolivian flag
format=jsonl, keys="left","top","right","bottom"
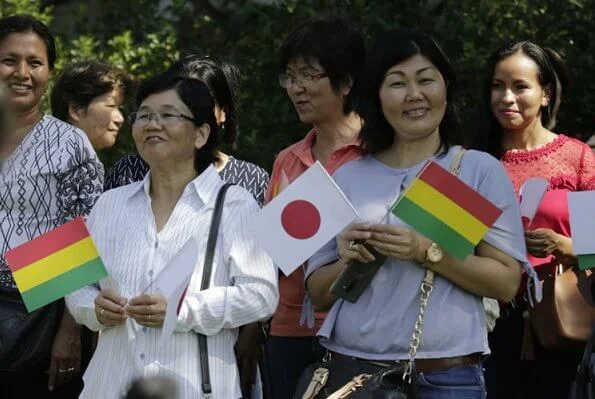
{"left": 5, "top": 217, "right": 107, "bottom": 312}
{"left": 392, "top": 161, "right": 502, "bottom": 260}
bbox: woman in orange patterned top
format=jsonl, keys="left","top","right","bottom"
{"left": 480, "top": 41, "right": 595, "bottom": 399}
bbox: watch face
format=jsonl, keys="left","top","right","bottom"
{"left": 427, "top": 244, "right": 443, "bottom": 263}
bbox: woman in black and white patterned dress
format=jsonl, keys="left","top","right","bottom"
{"left": 0, "top": 15, "right": 103, "bottom": 398}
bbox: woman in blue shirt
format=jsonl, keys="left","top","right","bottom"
{"left": 306, "top": 29, "right": 527, "bottom": 398}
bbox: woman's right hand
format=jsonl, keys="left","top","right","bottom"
{"left": 94, "top": 290, "right": 128, "bottom": 326}
{"left": 337, "top": 222, "right": 375, "bottom": 264}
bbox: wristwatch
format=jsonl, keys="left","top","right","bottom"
{"left": 422, "top": 242, "right": 443, "bottom": 264}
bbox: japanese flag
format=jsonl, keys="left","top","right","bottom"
{"left": 250, "top": 161, "right": 358, "bottom": 276}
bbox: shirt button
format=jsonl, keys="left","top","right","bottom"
{"left": 140, "top": 353, "right": 145, "bottom": 360}
{"left": 148, "top": 270, "right": 154, "bottom": 277}
{"left": 142, "top": 327, "right": 148, "bottom": 333}
{"left": 154, "top": 241, "right": 159, "bottom": 248}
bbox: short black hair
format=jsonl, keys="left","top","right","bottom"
{"left": 279, "top": 15, "right": 366, "bottom": 114}
{"left": 136, "top": 71, "right": 219, "bottom": 174}
{"left": 51, "top": 60, "right": 135, "bottom": 122}
{"left": 0, "top": 14, "right": 56, "bottom": 70}
{"left": 358, "top": 28, "right": 463, "bottom": 155}
{"left": 168, "top": 55, "right": 240, "bottom": 149}
{"left": 478, "top": 41, "right": 570, "bottom": 158}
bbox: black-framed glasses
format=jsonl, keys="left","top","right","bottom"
{"left": 278, "top": 71, "right": 328, "bottom": 88}
{"left": 128, "top": 111, "right": 196, "bottom": 127}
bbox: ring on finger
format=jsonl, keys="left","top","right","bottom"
{"left": 349, "top": 241, "right": 358, "bottom": 251}
{"left": 148, "top": 314, "right": 152, "bottom": 321}
{"left": 100, "top": 308, "right": 105, "bottom": 316}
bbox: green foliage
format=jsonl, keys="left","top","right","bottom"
{"left": 0, "top": 0, "right": 51, "bottom": 21}
{"left": 4, "top": 0, "right": 594, "bottom": 170}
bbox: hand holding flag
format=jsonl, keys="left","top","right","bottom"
{"left": 391, "top": 160, "right": 502, "bottom": 260}
{"left": 95, "top": 289, "right": 128, "bottom": 326}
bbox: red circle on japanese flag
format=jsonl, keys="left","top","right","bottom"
{"left": 281, "top": 200, "right": 321, "bottom": 239}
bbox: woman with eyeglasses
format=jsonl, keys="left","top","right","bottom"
{"left": 105, "top": 55, "right": 269, "bottom": 207}
{"left": 65, "top": 70, "right": 279, "bottom": 399}
{"left": 0, "top": 15, "right": 103, "bottom": 398}
{"left": 248, "top": 16, "right": 366, "bottom": 399}
{"left": 51, "top": 60, "right": 135, "bottom": 151}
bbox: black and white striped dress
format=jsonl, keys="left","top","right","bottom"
{"left": 105, "top": 154, "right": 269, "bottom": 206}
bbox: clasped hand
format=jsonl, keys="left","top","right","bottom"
{"left": 524, "top": 228, "right": 561, "bottom": 258}
{"left": 338, "top": 223, "right": 430, "bottom": 264}
{"left": 95, "top": 289, "right": 167, "bottom": 328}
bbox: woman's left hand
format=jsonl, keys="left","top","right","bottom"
{"left": 48, "top": 312, "right": 81, "bottom": 391}
{"left": 366, "top": 224, "right": 429, "bottom": 263}
{"left": 125, "top": 295, "right": 167, "bottom": 328}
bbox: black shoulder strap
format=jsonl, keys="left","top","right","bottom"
{"left": 198, "top": 183, "right": 233, "bottom": 395}
{"left": 200, "top": 183, "right": 232, "bottom": 291}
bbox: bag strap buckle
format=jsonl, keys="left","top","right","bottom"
{"left": 301, "top": 367, "right": 329, "bottom": 399}
{"left": 328, "top": 374, "right": 372, "bottom": 399}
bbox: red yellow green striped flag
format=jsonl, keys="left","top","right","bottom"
{"left": 391, "top": 161, "right": 502, "bottom": 260}
{"left": 5, "top": 217, "right": 107, "bottom": 312}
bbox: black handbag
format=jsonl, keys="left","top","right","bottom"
{"left": 568, "top": 325, "right": 595, "bottom": 399}
{"left": 0, "top": 289, "right": 64, "bottom": 371}
{"left": 197, "top": 183, "right": 232, "bottom": 396}
{"left": 294, "top": 356, "right": 417, "bottom": 398}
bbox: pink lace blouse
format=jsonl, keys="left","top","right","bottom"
{"left": 501, "top": 134, "right": 595, "bottom": 268}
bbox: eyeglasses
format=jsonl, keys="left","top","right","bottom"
{"left": 128, "top": 111, "right": 196, "bottom": 127}
{"left": 278, "top": 71, "right": 328, "bottom": 88}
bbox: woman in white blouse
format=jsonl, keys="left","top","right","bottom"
{"left": 66, "top": 71, "right": 279, "bottom": 398}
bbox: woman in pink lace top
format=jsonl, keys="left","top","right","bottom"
{"left": 503, "top": 136, "right": 595, "bottom": 267}
{"left": 480, "top": 41, "right": 595, "bottom": 398}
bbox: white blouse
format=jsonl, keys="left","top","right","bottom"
{"left": 66, "top": 165, "right": 279, "bottom": 398}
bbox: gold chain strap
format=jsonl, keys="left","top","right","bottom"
{"left": 403, "top": 270, "right": 434, "bottom": 382}
{"left": 402, "top": 147, "right": 466, "bottom": 383}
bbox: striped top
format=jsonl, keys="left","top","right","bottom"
{"left": 66, "top": 165, "right": 279, "bottom": 399}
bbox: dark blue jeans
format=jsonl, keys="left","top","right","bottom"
{"left": 416, "top": 364, "right": 486, "bottom": 398}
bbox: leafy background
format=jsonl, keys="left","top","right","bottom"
{"left": 3, "top": 0, "right": 594, "bottom": 170}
